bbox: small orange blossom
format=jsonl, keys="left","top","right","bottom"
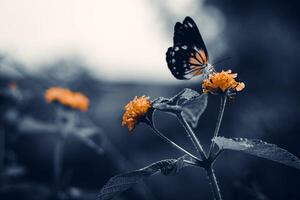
{"left": 202, "top": 70, "right": 245, "bottom": 94}
{"left": 45, "top": 87, "right": 89, "bottom": 112}
{"left": 122, "top": 96, "right": 152, "bottom": 132}
{"left": 8, "top": 81, "right": 17, "bottom": 91}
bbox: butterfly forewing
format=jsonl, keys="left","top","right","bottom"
{"left": 166, "top": 16, "right": 209, "bottom": 80}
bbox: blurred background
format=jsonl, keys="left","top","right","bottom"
{"left": 0, "top": 0, "right": 300, "bottom": 199}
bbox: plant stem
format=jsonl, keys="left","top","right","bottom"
{"left": 0, "top": 128, "right": 5, "bottom": 187}
{"left": 53, "top": 133, "right": 65, "bottom": 194}
{"left": 177, "top": 115, "right": 207, "bottom": 160}
{"left": 206, "top": 167, "right": 222, "bottom": 200}
{"left": 208, "top": 96, "right": 227, "bottom": 157}
{"left": 210, "top": 149, "right": 223, "bottom": 163}
{"left": 53, "top": 108, "right": 69, "bottom": 196}
{"left": 147, "top": 123, "right": 201, "bottom": 163}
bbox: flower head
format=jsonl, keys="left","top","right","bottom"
{"left": 45, "top": 87, "right": 89, "bottom": 111}
{"left": 122, "top": 96, "right": 152, "bottom": 132}
{"left": 202, "top": 70, "right": 245, "bottom": 95}
{"left": 8, "top": 81, "right": 17, "bottom": 91}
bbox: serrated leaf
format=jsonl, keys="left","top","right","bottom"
{"left": 169, "top": 88, "right": 200, "bottom": 105}
{"left": 160, "top": 156, "right": 185, "bottom": 176}
{"left": 152, "top": 89, "right": 200, "bottom": 108}
{"left": 98, "top": 157, "right": 187, "bottom": 200}
{"left": 151, "top": 96, "right": 179, "bottom": 113}
{"left": 151, "top": 97, "right": 170, "bottom": 106}
{"left": 17, "top": 116, "right": 105, "bottom": 154}
{"left": 152, "top": 89, "right": 207, "bottom": 127}
{"left": 181, "top": 94, "right": 207, "bottom": 128}
{"left": 213, "top": 137, "right": 300, "bottom": 170}
{"left": 18, "top": 116, "right": 57, "bottom": 134}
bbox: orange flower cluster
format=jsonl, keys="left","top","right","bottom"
{"left": 202, "top": 70, "right": 245, "bottom": 94}
{"left": 45, "top": 87, "right": 89, "bottom": 112}
{"left": 8, "top": 81, "right": 17, "bottom": 91}
{"left": 122, "top": 96, "right": 152, "bottom": 132}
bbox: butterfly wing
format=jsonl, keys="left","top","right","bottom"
{"left": 166, "top": 16, "right": 209, "bottom": 80}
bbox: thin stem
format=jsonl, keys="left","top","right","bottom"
{"left": 177, "top": 114, "right": 207, "bottom": 160}
{"left": 208, "top": 96, "right": 227, "bottom": 157}
{"left": 53, "top": 108, "right": 69, "bottom": 195}
{"left": 210, "top": 149, "right": 223, "bottom": 163}
{"left": 206, "top": 167, "right": 222, "bottom": 200}
{"left": 147, "top": 122, "right": 201, "bottom": 163}
{"left": 0, "top": 128, "right": 5, "bottom": 187}
{"left": 53, "top": 134, "right": 65, "bottom": 194}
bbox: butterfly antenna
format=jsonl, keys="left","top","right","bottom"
{"left": 212, "top": 57, "right": 232, "bottom": 66}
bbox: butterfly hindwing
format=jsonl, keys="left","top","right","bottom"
{"left": 166, "top": 16, "right": 209, "bottom": 80}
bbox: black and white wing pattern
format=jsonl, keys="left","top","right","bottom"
{"left": 166, "top": 16, "right": 209, "bottom": 80}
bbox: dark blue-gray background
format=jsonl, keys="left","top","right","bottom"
{"left": 0, "top": 0, "right": 300, "bottom": 199}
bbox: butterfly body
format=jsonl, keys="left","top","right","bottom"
{"left": 166, "top": 16, "right": 214, "bottom": 80}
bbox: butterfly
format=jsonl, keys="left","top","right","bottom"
{"left": 166, "top": 16, "right": 214, "bottom": 80}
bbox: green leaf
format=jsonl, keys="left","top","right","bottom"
{"left": 97, "top": 157, "right": 186, "bottom": 200}
{"left": 213, "top": 137, "right": 300, "bottom": 170}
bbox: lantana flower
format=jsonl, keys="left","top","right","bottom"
{"left": 45, "top": 87, "right": 89, "bottom": 112}
{"left": 122, "top": 96, "right": 152, "bottom": 132}
{"left": 202, "top": 70, "right": 245, "bottom": 95}
{"left": 8, "top": 81, "right": 17, "bottom": 91}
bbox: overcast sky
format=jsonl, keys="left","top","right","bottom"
{"left": 0, "top": 0, "right": 225, "bottom": 82}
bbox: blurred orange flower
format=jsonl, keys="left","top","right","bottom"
{"left": 202, "top": 70, "right": 245, "bottom": 94}
{"left": 45, "top": 87, "right": 89, "bottom": 112}
{"left": 122, "top": 96, "right": 151, "bottom": 132}
{"left": 8, "top": 81, "right": 17, "bottom": 91}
